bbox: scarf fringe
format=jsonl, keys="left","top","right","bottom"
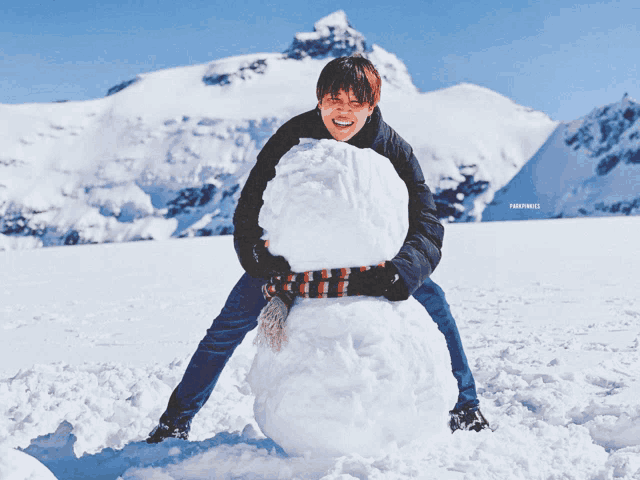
{"left": 254, "top": 295, "right": 290, "bottom": 353}
{"left": 256, "top": 262, "right": 385, "bottom": 353}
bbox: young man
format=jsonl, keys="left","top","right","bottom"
{"left": 147, "top": 55, "right": 489, "bottom": 443}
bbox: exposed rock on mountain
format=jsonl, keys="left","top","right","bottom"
{"left": 483, "top": 94, "right": 640, "bottom": 221}
{"left": 284, "top": 10, "right": 371, "bottom": 59}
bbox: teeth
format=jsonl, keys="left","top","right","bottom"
{"left": 334, "top": 120, "right": 353, "bottom": 127}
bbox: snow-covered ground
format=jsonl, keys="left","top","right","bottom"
{"left": 1, "top": 216, "right": 639, "bottom": 479}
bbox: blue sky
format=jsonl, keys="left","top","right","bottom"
{"left": 2, "top": 0, "right": 638, "bottom": 121}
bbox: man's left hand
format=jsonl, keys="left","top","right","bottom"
{"left": 350, "top": 262, "right": 409, "bottom": 301}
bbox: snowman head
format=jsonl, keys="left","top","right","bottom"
{"left": 259, "top": 139, "right": 408, "bottom": 272}
{"left": 316, "top": 55, "right": 381, "bottom": 142}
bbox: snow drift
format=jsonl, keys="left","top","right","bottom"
{"left": 2, "top": 217, "right": 639, "bottom": 478}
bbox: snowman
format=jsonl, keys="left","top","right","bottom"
{"left": 246, "top": 138, "right": 457, "bottom": 458}
{"left": 0, "top": 448, "right": 57, "bottom": 480}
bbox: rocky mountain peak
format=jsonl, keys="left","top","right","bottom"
{"left": 564, "top": 93, "right": 640, "bottom": 163}
{"left": 284, "top": 10, "right": 371, "bottom": 59}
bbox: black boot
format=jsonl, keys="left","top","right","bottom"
{"left": 449, "top": 405, "right": 491, "bottom": 433}
{"left": 146, "top": 418, "right": 191, "bottom": 444}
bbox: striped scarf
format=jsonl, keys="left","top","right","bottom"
{"left": 255, "top": 263, "right": 385, "bottom": 352}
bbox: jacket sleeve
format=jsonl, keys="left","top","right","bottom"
{"left": 233, "top": 127, "right": 299, "bottom": 273}
{"left": 389, "top": 144, "right": 444, "bottom": 294}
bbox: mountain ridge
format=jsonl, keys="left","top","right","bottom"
{"left": 2, "top": 10, "right": 611, "bottom": 251}
{"left": 483, "top": 93, "right": 640, "bottom": 221}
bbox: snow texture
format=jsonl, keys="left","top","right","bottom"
{"left": 259, "top": 139, "right": 408, "bottom": 271}
{"left": 1, "top": 217, "right": 640, "bottom": 478}
{"left": 0, "top": 447, "right": 57, "bottom": 480}
{"left": 250, "top": 140, "right": 456, "bottom": 457}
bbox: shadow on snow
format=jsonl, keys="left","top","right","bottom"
{"left": 19, "top": 421, "right": 287, "bottom": 480}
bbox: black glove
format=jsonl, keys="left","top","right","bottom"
{"left": 246, "top": 241, "right": 291, "bottom": 279}
{"left": 381, "top": 262, "right": 410, "bottom": 301}
{"left": 349, "top": 262, "right": 409, "bottom": 301}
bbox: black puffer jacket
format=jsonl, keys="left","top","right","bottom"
{"left": 233, "top": 106, "right": 444, "bottom": 294}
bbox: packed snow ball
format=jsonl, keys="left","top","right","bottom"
{"left": 248, "top": 139, "right": 457, "bottom": 457}
{"left": 0, "top": 448, "right": 57, "bottom": 480}
{"left": 258, "top": 138, "right": 409, "bottom": 271}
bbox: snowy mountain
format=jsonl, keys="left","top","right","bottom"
{"left": 483, "top": 93, "right": 640, "bottom": 221}
{"left": 0, "top": 10, "right": 556, "bottom": 251}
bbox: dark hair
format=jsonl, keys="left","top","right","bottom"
{"left": 316, "top": 55, "right": 381, "bottom": 107}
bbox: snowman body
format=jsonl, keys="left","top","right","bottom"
{"left": 247, "top": 139, "right": 457, "bottom": 457}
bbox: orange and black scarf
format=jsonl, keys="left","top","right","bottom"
{"left": 256, "top": 263, "right": 386, "bottom": 352}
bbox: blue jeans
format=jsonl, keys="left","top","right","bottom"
{"left": 159, "top": 274, "right": 478, "bottom": 426}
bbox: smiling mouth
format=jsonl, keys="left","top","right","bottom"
{"left": 333, "top": 119, "right": 354, "bottom": 127}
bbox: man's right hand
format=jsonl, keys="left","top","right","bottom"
{"left": 246, "top": 241, "right": 291, "bottom": 279}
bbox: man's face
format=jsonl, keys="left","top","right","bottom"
{"left": 318, "top": 89, "right": 374, "bottom": 142}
